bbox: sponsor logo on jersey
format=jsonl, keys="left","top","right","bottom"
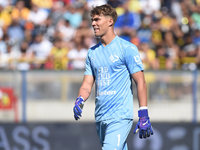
{"left": 134, "top": 55, "right": 141, "bottom": 62}
{"left": 97, "top": 67, "right": 111, "bottom": 86}
{"left": 97, "top": 90, "right": 116, "bottom": 96}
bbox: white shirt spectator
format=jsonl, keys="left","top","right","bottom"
{"left": 0, "top": 45, "right": 21, "bottom": 69}
{"left": 58, "top": 24, "right": 76, "bottom": 42}
{"left": 57, "top": 19, "right": 76, "bottom": 42}
{"left": 28, "top": 8, "right": 49, "bottom": 25}
{"left": 140, "top": 0, "right": 161, "bottom": 15}
{"left": 68, "top": 48, "right": 88, "bottom": 70}
{"left": 0, "top": 0, "right": 10, "bottom": 8}
{"left": 27, "top": 38, "right": 52, "bottom": 61}
{"left": 171, "top": 1, "right": 183, "bottom": 24}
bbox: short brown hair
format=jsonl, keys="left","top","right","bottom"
{"left": 90, "top": 4, "right": 118, "bottom": 24}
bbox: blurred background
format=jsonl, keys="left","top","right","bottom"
{"left": 0, "top": 0, "right": 199, "bottom": 150}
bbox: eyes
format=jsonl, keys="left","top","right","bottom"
{"left": 91, "top": 18, "right": 100, "bottom": 22}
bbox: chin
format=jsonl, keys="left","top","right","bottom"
{"left": 94, "top": 32, "right": 102, "bottom": 37}
{"left": 95, "top": 33, "right": 104, "bottom": 38}
{"left": 94, "top": 33, "right": 100, "bottom": 37}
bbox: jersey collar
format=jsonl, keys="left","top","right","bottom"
{"left": 100, "top": 35, "right": 118, "bottom": 48}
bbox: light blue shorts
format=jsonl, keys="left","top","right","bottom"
{"left": 95, "top": 119, "right": 133, "bottom": 150}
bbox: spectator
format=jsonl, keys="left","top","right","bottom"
{"left": 28, "top": 3, "right": 49, "bottom": 25}
{"left": 57, "top": 19, "right": 76, "bottom": 42}
{"left": 49, "top": 1, "right": 65, "bottom": 26}
{"left": 181, "top": 35, "right": 198, "bottom": 58}
{"left": 171, "top": 0, "right": 183, "bottom": 24}
{"left": 192, "top": 29, "right": 200, "bottom": 46}
{"left": 170, "top": 17, "right": 184, "bottom": 47}
{"left": 18, "top": 40, "right": 31, "bottom": 63}
{"left": 37, "top": 16, "right": 56, "bottom": 42}
{"left": 32, "top": 0, "right": 53, "bottom": 10}
{"left": 160, "top": 7, "right": 173, "bottom": 32}
{"left": 137, "top": 19, "right": 152, "bottom": 44}
{"left": 167, "top": 44, "right": 181, "bottom": 70}
{"left": 139, "top": 42, "right": 157, "bottom": 70}
{"left": 7, "top": 19, "right": 24, "bottom": 44}
{"left": 191, "top": 5, "right": 200, "bottom": 29}
{"left": 67, "top": 35, "right": 87, "bottom": 70}
{"left": 46, "top": 38, "right": 69, "bottom": 70}
{"left": 0, "top": 4, "right": 12, "bottom": 29}
{"left": 79, "top": 2, "right": 91, "bottom": 28}
{"left": 107, "top": 0, "right": 122, "bottom": 8}
{"left": 127, "top": 0, "right": 141, "bottom": 13}
{"left": 151, "top": 21, "right": 163, "bottom": 48}
{"left": 11, "top": 0, "right": 30, "bottom": 21}
{"left": 63, "top": 5, "right": 82, "bottom": 28}
{"left": 23, "top": 27, "right": 34, "bottom": 45}
{"left": 115, "top": 1, "right": 141, "bottom": 41}
{"left": 164, "top": 31, "right": 175, "bottom": 48}
{"left": 0, "top": 42, "right": 20, "bottom": 70}
{"left": 140, "top": 0, "right": 161, "bottom": 15}
{"left": 0, "top": 0, "right": 198, "bottom": 71}
{"left": 155, "top": 46, "right": 173, "bottom": 70}
{"left": 27, "top": 33, "right": 52, "bottom": 69}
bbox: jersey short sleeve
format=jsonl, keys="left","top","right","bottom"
{"left": 124, "top": 44, "right": 143, "bottom": 75}
{"left": 84, "top": 50, "right": 93, "bottom": 76}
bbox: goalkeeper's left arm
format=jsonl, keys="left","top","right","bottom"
{"left": 131, "top": 71, "right": 154, "bottom": 139}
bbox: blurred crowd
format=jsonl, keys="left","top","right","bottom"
{"left": 0, "top": 0, "right": 200, "bottom": 71}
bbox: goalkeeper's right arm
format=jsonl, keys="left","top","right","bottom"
{"left": 73, "top": 75, "right": 94, "bottom": 120}
{"left": 78, "top": 75, "right": 95, "bottom": 102}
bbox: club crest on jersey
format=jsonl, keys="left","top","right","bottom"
{"left": 109, "top": 54, "right": 119, "bottom": 62}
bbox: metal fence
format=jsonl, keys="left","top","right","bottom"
{"left": 0, "top": 70, "right": 199, "bottom": 122}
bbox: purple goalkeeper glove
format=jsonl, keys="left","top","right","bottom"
{"left": 73, "top": 96, "right": 84, "bottom": 120}
{"left": 134, "top": 109, "right": 154, "bottom": 139}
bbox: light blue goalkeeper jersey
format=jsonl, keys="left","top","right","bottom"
{"left": 84, "top": 36, "right": 143, "bottom": 122}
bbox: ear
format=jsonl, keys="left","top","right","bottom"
{"left": 108, "top": 18, "right": 114, "bottom": 27}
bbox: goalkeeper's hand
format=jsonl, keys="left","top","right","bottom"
{"left": 134, "top": 109, "right": 154, "bottom": 139}
{"left": 73, "top": 96, "right": 84, "bottom": 120}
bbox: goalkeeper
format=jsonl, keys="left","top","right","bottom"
{"left": 73, "top": 4, "right": 153, "bottom": 150}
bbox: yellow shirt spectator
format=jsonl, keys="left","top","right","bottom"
{"left": 50, "top": 46, "right": 69, "bottom": 70}
{"left": 0, "top": 6, "right": 12, "bottom": 27}
{"left": 31, "top": 0, "right": 53, "bottom": 9}
{"left": 12, "top": 7, "right": 30, "bottom": 20}
{"left": 160, "top": 16, "right": 173, "bottom": 31}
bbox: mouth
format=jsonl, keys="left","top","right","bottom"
{"left": 93, "top": 28, "right": 99, "bottom": 33}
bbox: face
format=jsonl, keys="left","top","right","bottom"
{"left": 91, "top": 14, "right": 112, "bottom": 37}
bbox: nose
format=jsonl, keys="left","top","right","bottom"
{"left": 92, "top": 20, "right": 96, "bottom": 26}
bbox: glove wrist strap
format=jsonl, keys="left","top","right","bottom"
{"left": 139, "top": 106, "right": 148, "bottom": 110}
{"left": 138, "top": 109, "right": 148, "bottom": 117}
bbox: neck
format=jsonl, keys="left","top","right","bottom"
{"left": 100, "top": 30, "right": 116, "bottom": 46}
